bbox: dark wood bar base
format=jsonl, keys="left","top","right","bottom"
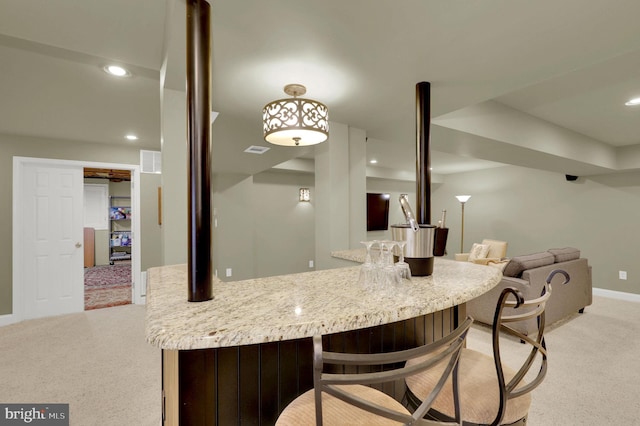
{"left": 162, "top": 304, "right": 466, "bottom": 425}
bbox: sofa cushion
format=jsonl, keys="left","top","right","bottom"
{"left": 468, "top": 243, "right": 490, "bottom": 262}
{"left": 548, "top": 247, "right": 580, "bottom": 263}
{"left": 503, "top": 251, "right": 555, "bottom": 278}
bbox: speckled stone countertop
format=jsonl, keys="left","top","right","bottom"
{"left": 146, "top": 253, "right": 501, "bottom": 350}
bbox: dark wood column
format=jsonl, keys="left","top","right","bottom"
{"left": 186, "top": 0, "right": 213, "bottom": 302}
{"left": 415, "top": 81, "right": 432, "bottom": 225}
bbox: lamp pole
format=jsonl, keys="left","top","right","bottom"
{"left": 455, "top": 195, "right": 471, "bottom": 253}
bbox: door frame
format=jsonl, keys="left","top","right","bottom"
{"left": 12, "top": 156, "right": 143, "bottom": 324}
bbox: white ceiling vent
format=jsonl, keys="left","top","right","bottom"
{"left": 140, "top": 150, "right": 162, "bottom": 174}
{"left": 244, "top": 145, "right": 270, "bottom": 154}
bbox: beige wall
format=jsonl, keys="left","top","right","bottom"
{"left": 252, "top": 171, "right": 315, "bottom": 277}
{"left": 314, "top": 122, "right": 368, "bottom": 270}
{"left": 0, "top": 133, "right": 163, "bottom": 315}
{"left": 211, "top": 171, "right": 316, "bottom": 281}
{"left": 432, "top": 165, "right": 640, "bottom": 294}
{"left": 212, "top": 174, "right": 254, "bottom": 280}
{"left": 140, "top": 173, "right": 163, "bottom": 271}
{"left": 160, "top": 88, "right": 187, "bottom": 266}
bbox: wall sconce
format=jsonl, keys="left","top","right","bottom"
{"left": 299, "top": 188, "right": 310, "bottom": 202}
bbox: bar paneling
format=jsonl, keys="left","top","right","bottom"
{"left": 165, "top": 306, "right": 464, "bottom": 425}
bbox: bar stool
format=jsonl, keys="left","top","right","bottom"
{"left": 275, "top": 317, "right": 474, "bottom": 425}
{"left": 405, "top": 269, "right": 568, "bottom": 426}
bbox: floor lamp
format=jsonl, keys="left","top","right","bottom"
{"left": 455, "top": 195, "right": 471, "bottom": 253}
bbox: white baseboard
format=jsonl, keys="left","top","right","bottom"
{"left": 0, "top": 313, "right": 17, "bottom": 327}
{"left": 593, "top": 287, "right": 640, "bottom": 302}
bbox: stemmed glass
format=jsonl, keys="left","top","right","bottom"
{"left": 394, "top": 240, "right": 412, "bottom": 281}
{"left": 359, "top": 241, "right": 377, "bottom": 286}
{"left": 380, "top": 240, "right": 402, "bottom": 286}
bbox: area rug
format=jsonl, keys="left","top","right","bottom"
{"left": 84, "top": 264, "right": 131, "bottom": 310}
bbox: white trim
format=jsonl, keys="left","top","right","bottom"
{"left": 593, "top": 287, "right": 640, "bottom": 303}
{"left": 0, "top": 313, "right": 16, "bottom": 327}
{"left": 12, "top": 157, "right": 26, "bottom": 323}
{"left": 12, "top": 156, "right": 144, "bottom": 324}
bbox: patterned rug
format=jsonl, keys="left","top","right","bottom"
{"left": 84, "top": 264, "right": 131, "bottom": 310}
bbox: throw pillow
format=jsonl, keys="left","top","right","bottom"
{"left": 468, "top": 243, "right": 490, "bottom": 262}
{"left": 502, "top": 251, "right": 555, "bottom": 278}
{"left": 548, "top": 247, "right": 580, "bottom": 263}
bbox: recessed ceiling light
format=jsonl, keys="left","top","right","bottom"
{"left": 625, "top": 97, "right": 640, "bottom": 106}
{"left": 104, "top": 65, "right": 131, "bottom": 77}
{"left": 125, "top": 134, "right": 138, "bottom": 141}
{"left": 370, "top": 159, "right": 378, "bottom": 164}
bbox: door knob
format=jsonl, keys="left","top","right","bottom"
{"left": 75, "top": 242, "right": 82, "bottom": 248}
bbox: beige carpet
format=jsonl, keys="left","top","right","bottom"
{"left": 0, "top": 295, "right": 638, "bottom": 425}
{"left": 466, "top": 294, "right": 640, "bottom": 425}
{"left": 0, "top": 305, "right": 160, "bottom": 426}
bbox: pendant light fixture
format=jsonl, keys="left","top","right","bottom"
{"left": 262, "top": 84, "right": 329, "bottom": 146}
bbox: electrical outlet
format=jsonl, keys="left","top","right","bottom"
{"left": 309, "top": 260, "right": 314, "bottom": 268}
{"left": 226, "top": 268, "right": 232, "bottom": 277}
{"left": 619, "top": 271, "right": 627, "bottom": 280}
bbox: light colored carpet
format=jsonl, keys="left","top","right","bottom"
{"left": 466, "top": 294, "right": 640, "bottom": 425}
{"left": 0, "top": 304, "right": 160, "bottom": 426}
{"left": 0, "top": 295, "right": 638, "bottom": 425}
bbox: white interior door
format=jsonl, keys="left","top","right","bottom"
{"left": 20, "top": 162, "right": 84, "bottom": 319}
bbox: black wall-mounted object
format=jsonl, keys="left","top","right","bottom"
{"left": 366, "top": 193, "right": 390, "bottom": 231}
{"left": 565, "top": 174, "right": 579, "bottom": 181}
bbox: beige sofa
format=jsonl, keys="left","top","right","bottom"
{"left": 466, "top": 248, "right": 592, "bottom": 335}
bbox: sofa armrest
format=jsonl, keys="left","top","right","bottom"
{"left": 498, "top": 276, "right": 538, "bottom": 297}
{"left": 455, "top": 253, "right": 470, "bottom": 261}
{"left": 472, "top": 257, "right": 502, "bottom": 266}
{"left": 466, "top": 276, "right": 537, "bottom": 330}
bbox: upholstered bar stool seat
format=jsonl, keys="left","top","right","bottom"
{"left": 277, "top": 384, "right": 411, "bottom": 426}
{"left": 406, "top": 349, "right": 531, "bottom": 425}
{"left": 275, "top": 318, "right": 474, "bottom": 426}
{"left": 406, "top": 269, "right": 569, "bottom": 426}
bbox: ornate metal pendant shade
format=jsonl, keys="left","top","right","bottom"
{"left": 263, "top": 84, "right": 329, "bottom": 146}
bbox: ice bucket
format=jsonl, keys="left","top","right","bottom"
{"left": 391, "top": 223, "right": 436, "bottom": 276}
{"left": 391, "top": 196, "right": 436, "bottom": 276}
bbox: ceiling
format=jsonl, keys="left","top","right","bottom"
{"left": 2, "top": 0, "right": 640, "bottom": 178}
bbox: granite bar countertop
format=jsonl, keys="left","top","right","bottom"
{"left": 146, "top": 254, "right": 501, "bottom": 350}
{"left": 331, "top": 247, "right": 372, "bottom": 263}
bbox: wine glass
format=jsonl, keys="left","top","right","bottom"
{"left": 380, "top": 240, "right": 402, "bottom": 286}
{"left": 394, "top": 240, "right": 412, "bottom": 281}
{"left": 359, "top": 241, "right": 376, "bottom": 286}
